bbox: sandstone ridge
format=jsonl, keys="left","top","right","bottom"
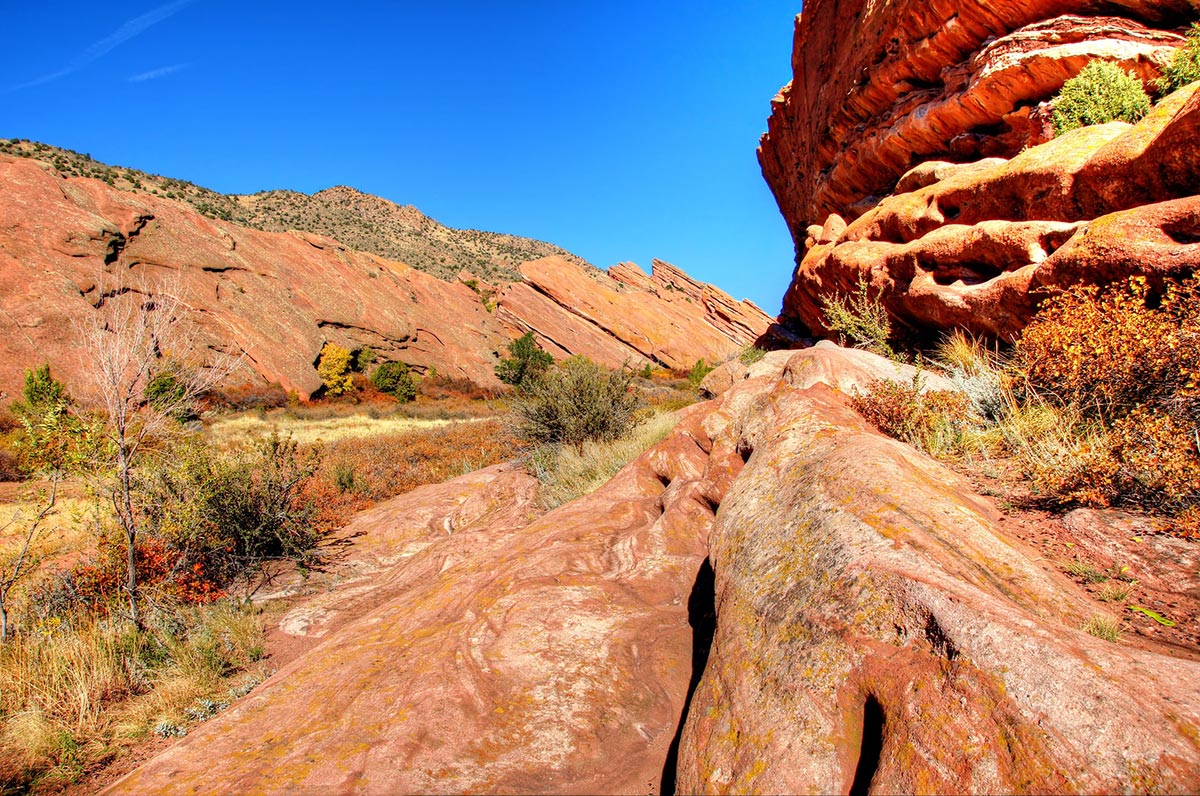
{"left": 0, "top": 154, "right": 771, "bottom": 399}
{"left": 105, "top": 343, "right": 1200, "bottom": 794}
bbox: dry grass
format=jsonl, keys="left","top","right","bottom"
{"left": 1081, "top": 614, "right": 1123, "bottom": 643}
{"left": 1098, "top": 581, "right": 1135, "bottom": 603}
{"left": 530, "top": 412, "right": 679, "bottom": 509}
{"left": 207, "top": 412, "right": 479, "bottom": 447}
{"left": 0, "top": 601, "right": 268, "bottom": 790}
{"left": 318, "top": 418, "right": 519, "bottom": 504}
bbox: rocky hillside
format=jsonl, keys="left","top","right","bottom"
{"left": 758, "top": 0, "right": 1200, "bottom": 337}
{"left": 0, "top": 153, "right": 771, "bottom": 400}
{"left": 0, "top": 139, "right": 589, "bottom": 283}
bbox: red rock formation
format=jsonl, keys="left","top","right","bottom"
{"left": 0, "top": 155, "right": 770, "bottom": 399}
{"left": 781, "top": 83, "right": 1200, "bottom": 338}
{"left": 499, "top": 257, "right": 771, "bottom": 372}
{"left": 759, "top": 0, "right": 1191, "bottom": 231}
{"left": 106, "top": 344, "right": 1200, "bottom": 794}
{"left": 761, "top": 0, "right": 1200, "bottom": 338}
{"left": 105, "top": 404, "right": 724, "bottom": 794}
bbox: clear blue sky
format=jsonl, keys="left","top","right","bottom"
{"left": 1, "top": 1, "right": 801, "bottom": 313}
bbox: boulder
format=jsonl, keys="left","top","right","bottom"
{"left": 108, "top": 343, "right": 1200, "bottom": 794}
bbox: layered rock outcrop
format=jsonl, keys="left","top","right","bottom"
{"left": 760, "top": 0, "right": 1200, "bottom": 337}
{"left": 785, "top": 85, "right": 1200, "bottom": 337}
{"left": 106, "top": 344, "right": 1200, "bottom": 794}
{"left": 0, "top": 155, "right": 770, "bottom": 399}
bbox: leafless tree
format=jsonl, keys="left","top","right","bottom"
{"left": 0, "top": 477, "right": 58, "bottom": 643}
{"left": 77, "top": 273, "right": 240, "bottom": 628}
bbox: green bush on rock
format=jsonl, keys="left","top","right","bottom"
{"left": 371, "top": 361, "right": 417, "bottom": 402}
{"left": 1052, "top": 61, "right": 1150, "bottom": 136}
{"left": 1157, "top": 23, "right": 1200, "bottom": 95}
{"left": 513, "top": 356, "right": 640, "bottom": 449}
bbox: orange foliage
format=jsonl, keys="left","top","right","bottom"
{"left": 1018, "top": 275, "right": 1200, "bottom": 420}
{"left": 1017, "top": 275, "right": 1200, "bottom": 530}
{"left": 417, "top": 374, "right": 501, "bottom": 401}
{"left": 851, "top": 377, "right": 973, "bottom": 446}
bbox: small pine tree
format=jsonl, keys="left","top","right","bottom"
{"left": 1157, "top": 23, "right": 1200, "bottom": 95}
{"left": 1052, "top": 61, "right": 1151, "bottom": 136}
{"left": 496, "top": 332, "right": 554, "bottom": 388}
{"left": 688, "top": 359, "right": 715, "bottom": 388}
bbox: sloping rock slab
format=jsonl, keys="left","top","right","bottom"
{"left": 105, "top": 405, "right": 732, "bottom": 794}
{"left": 676, "top": 358, "right": 1200, "bottom": 793}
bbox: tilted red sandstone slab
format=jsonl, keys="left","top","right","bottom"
{"left": 675, "top": 347, "right": 1200, "bottom": 794}
{"left": 514, "top": 257, "right": 770, "bottom": 371}
{"left": 782, "top": 84, "right": 1200, "bottom": 338}
{"left": 104, "top": 405, "right": 731, "bottom": 794}
{"left": 493, "top": 281, "right": 655, "bottom": 369}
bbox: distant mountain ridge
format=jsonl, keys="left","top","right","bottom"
{"left": 0, "top": 147, "right": 773, "bottom": 399}
{"left": 0, "top": 138, "right": 590, "bottom": 283}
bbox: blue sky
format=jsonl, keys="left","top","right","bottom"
{"left": 1, "top": 1, "right": 800, "bottom": 312}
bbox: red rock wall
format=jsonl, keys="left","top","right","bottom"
{"left": 760, "top": 0, "right": 1200, "bottom": 337}
{"left": 760, "top": 0, "right": 1194, "bottom": 233}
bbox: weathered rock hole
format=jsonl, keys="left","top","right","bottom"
{"left": 1162, "top": 219, "right": 1200, "bottom": 246}
{"left": 924, "top": 613, "right": 958, "bottom": 661}
{"left": 738, "top": 444, "right": 754, "bottom": 464}
{"left": 660, "top": 557, "right": 717, "bottom": 796}
{"left": 932, "top": 262, "right": 1004, "bottom": 286}
{"left": 849, "top": 695, "right": 886, "bottom": 796}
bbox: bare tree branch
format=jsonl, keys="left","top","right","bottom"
{"left": 0, "top": 476, "right": 59, "bottom": 642}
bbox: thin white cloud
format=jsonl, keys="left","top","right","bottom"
{"left": 129, "top": 63, "right": 189, "bottom": 83}
{"left": 5, "top": 0, "right": 196, "bottom": 93}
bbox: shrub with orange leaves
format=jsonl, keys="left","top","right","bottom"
{"left": 1015, "top": 275, "right": 1200, "bottom": 529}
{"left": 1018, "top": 275, "right": 1200, "bottom": 422}
{"left": 851, "top": 375, "right": 975, "bottom": 455}
{"left": 318, "top": 418, "right": 518, "bottom": 503}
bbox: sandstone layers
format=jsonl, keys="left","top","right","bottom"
{"left": 106, "top": 344, "right": 1200, "bottom": 794}
{"left": 759, "top": 0, "right": 1200, "bottom": 337}
{"left": 0, "top": 155, "right": 770, "bottom": 400}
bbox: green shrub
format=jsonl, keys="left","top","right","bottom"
{"left": 145, "top": 365, "right": 196, "bottom": 421}
{"left": 820, "top": 278, "right": 894, "bottom": 358}
{"left": 513, "top": 357, "right": 641, "bottom": 449}
{"left": 739, "top": 346, "right": 767, "bottom": 365}
{"left": 138, "top": 434, "right": 325, "bottom": 591}
{"left": 352, "top": 347, "right": 376, "bottom": 373}
{"left": 687, "top": 359, "right": 715, "bottom": 389}
{"left": 316, "top": 343, "right": 354, "bottom": 396}
{"left": 495, "top": 332, "right": 554, "bottom": 388}
{"left": 371, "top": 361, "right": 416, "bottom": 402}
{"left": 1052, "top": 61, "right": 1151, "bottom": 136}
{"left": 1157, "top": 23, "right": 1200, "bottom": 95}
{"left": 9, "top": 365, "right": 96, "bottom": 476}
